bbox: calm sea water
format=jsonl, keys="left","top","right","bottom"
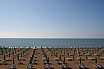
{"left": 0, "top": 38, "right": 104, "bottom": 48}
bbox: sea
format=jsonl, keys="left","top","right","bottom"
{"left": 0, "top": 38, "right": 104, "bottom": 48}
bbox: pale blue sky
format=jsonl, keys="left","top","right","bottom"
{"left": 0, "top": 0, "right": 104, "bottom": 38}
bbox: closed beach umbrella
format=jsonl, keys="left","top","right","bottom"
{"left": 93, "top": 50, "right": 94, "bottom": 54}
{"left": 23, "top": 51, "right": 24, "bottom": 56}
{"left": 4, "top": 55, "right": 5, "bottom": 60}
{"left": 29, "top": 57, "right": 32, "bottom": 64}
{"left": 98, "top": 54, "right": 100, "bottom": 60}
{"left": 64, "top": 49, "right": 65, "bottom": 55}
{"left": 15, "top": 49, "right": 16, "bottom": 54}
{"left": 54, "top": 50, "right": 55, "bottom": 55}
{"left": 17, "top": 54, "right": 19, "bottom": 60}
{"left": 5, "top": 50, "right": 7, "bottom": 54}
{"left": 13, "top": 57, "right": 14, "bottom": 65}
{"left": 21, "top": 53, "right": 22, "bottom": 57}
{"left": 67, "top": 53, "right": 69, "bottom": 57}
{"left": 95, "top": 50, "right": 96, "bottom": 53}
{"left": 90, "top": 50, "right": 91, "bottom": 56}
{"left": 1, "top": 49, "right": 3, "bottom": 55}
{"left": 87, "top": 49, "right": 88, "bottom": 53}
{"left": 47, "top": 57, "right": 49, "bottom": 64}
{"left": 61, "top": 50, "right": 62, "bottom": 54}
{"left": 79, "top": 51, "right": 80, "bottom": 56}
{"left": 63, "top": 56, "right": 65, "bottom": 64}
{"left": 80, "top": 57, "right": 81, "bottom": 64}
{"left": 59, "top": 55, "right": 61, "bottom": 60}
{"left": 9, "top": 52, "right": 10, "bottom": 57}
{"left": 73, "top": 54, "right": 74, "bottom": 60}
{"left": 86, "top": 55, "right": 87, "bottom": 61}
{"left": 13, "top": 51, "right": 14, "bottom": 55}
{"left": 56, "top": 52, "right": 57, "bottom": 57}
{"left": 95, "top": 57, "right": 97, "bottom": 64}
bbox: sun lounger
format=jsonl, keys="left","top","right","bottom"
{"left": 6, "top": 58, "right": 12, "bottom": 61}
{"left": 54, "top": 58, "right": 59, "bottom": 61}
{"left": 77, "top": 58, "right": 85, "bottom": 60}
{"left": 60, "top": 65, "right": 72, "bottom": 69}
{"left": 26, "top": 66, "right": 36, "bottom": 69}
{"left": 93, "top": 65, "right": 104, "bottom": 69}
{"left": 81, "top": 65, "right": 88, "bottom": 69}
{"left": 88, "top": 58, "right": 95, "bottom": 60}
{"left": 33, "top": 61, "right": 38, "bottom": 64}
{"left": 0, "top": 61, "right": 3, "bottom": 65}
{"left": 8, "top": 66, "right": 18, "bottom": 69}
{"left": 101, "top": 57, "right": 104, "bottom": 60}
{"left": 76, "top": 65, "right": 83, "bottom": 69}
{"left": 43, "top": 65, "right": 54, "bottom": 69}
{"left": 33, "top": 58, "right": 37, "bottom": 61}
{"left": 56, "top": 61, "right": 62, "bottom": 65}
{"left": 42, "top": 58, "right": 46, "bottom": 61}
{"left": 19, "top": 57, "right": 26, "bottom": 61}
{"left": 93, "top": 65, "right": 104, "bottom": 68}
{"left": 4, "top": 60, "right": 9, "bottom": 65}
{"left": 66, "top": 58, "right": 73, "bottom": 61}
{"left": 18, "top": 60, "right": 23, "bottom": 65}
{"left": 97, "top": 65, "right": 104, "bottom": 68}
{"left": 69, "top": 54, "right": 73, "bottom": 56}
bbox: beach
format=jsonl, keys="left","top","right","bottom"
{"left": 0, "top": 47, "right": 104, "bottom": 69}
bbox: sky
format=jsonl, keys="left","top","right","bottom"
{"left": 0, "top": 0, "right": 104, "bottom": 38}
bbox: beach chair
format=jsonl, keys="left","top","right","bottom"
{"left": 66, "top": 58, "right": 73, "bottom": 61}
{"left": 81, "top": 65, "right": 88, "bottom": 69}
{"left": 76, "top": 65, "right": 83, "bottom": 69}
{"left": 4, "top": 60, "right": 9, "bottom": 65}
{"left": 0, "top": 61, "right": 3, "bottom": 65}
{"left": 18, "top": 60, "right": 23, "bottom": 65}
{"left": 43, "top": 65, "right": 54, "bottom": 69}
{"left": 93, "top": 65, "right": 104, "bottom": 69}
{"left": 8, "top": 66, "right": 18, "bottom": 69}
{"left": 33, "top": 61, "right": 38, "bottom": 64}
{"left": 56, "top": 61, "right": 62, "bottom": 65}
{"left": 60, "top": 65, "right": 72, "bottom": 69}
{"left": 20, "top": 57, "right": 26, "bottom": 61}
{"left": 26, "top": 66, "right": 36, "bottom": 69}
{"left": 97, "top": 65, "right": 104, "bottom": 68}
{"left": 6, "top": 58, "right": 12, "bottom": 61}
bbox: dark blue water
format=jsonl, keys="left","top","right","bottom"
{"left": 0, "top": 38, "right": 104, "bottom": 48}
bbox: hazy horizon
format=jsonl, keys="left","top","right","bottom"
{"left": 0, "top": 0, "right": 104, "bottom": 38}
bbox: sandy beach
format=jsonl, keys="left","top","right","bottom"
{"left": 0, "top": 47, "right": 104, "bottom": 69}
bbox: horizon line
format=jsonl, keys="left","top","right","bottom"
{"left": 0, "top": 37, "right": 104, "bottom": 39}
